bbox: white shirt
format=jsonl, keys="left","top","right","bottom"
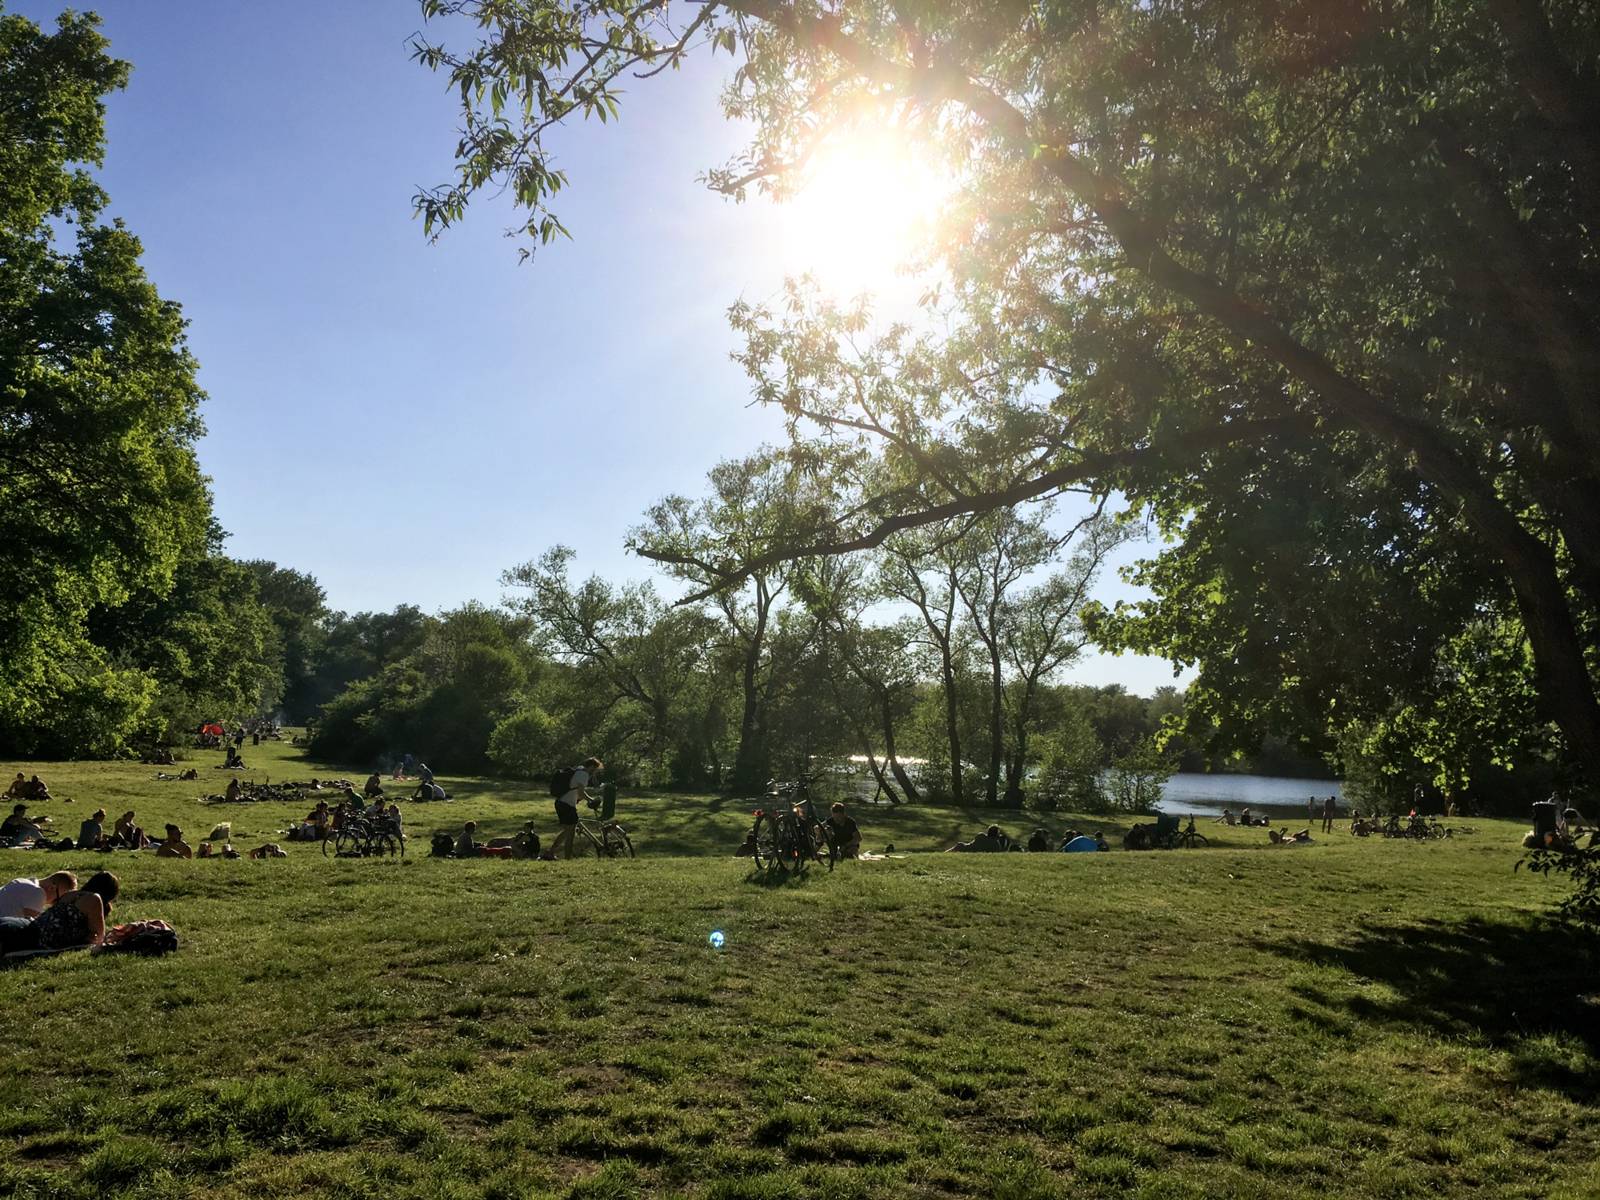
{"left": 559, "top": 768, "right": 589, "bottom": 809}
{"left": 0, "top": 877, "right": 46, "bottom": 920}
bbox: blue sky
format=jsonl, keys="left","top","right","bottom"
{"left": 18, "top": 1, "right": 1185, "bottom": 695}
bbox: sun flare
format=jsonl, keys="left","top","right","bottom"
{"left": 777, "top": 130, "right": 952, "bottom": 299}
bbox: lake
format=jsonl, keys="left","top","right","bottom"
{"left": 1157, "top": 773, "right": 1344, "bottom": 817}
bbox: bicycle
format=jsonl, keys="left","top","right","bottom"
{"left": 1175, "top": 815, "right": 1209, "bottom": 849}
{"left": 322, "top": 808, "right": 404, "bottom": 858}
{"left": 749, "top": 771, "right": 835, "bottom": 873}
{"left": 569, "top": 796, "right": 635, "bottom": 859}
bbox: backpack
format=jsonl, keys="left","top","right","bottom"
{"left": 549, "top": 766, "right": 576, "bottom": 798}
{"left": 430, "top": 832, "right": 456, "bottom": 857}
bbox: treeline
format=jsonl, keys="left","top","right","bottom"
{"left": 288, "top": 451, "right": 1332, "bottom": 810}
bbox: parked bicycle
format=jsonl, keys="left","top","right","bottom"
{"left": 749, "top": 771, "right": 835, "bottom": 873}
{"left": 322, "top": 806, "right": 404, "bottom": 858}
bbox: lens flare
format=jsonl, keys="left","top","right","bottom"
{"left": 708, "top": 930, "right": 726, "bottom": 949}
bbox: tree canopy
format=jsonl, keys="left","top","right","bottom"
{"left": 415, "top": 0, "right": 1600, "bottom": 791}
{"left": 0, "top": 7, "right": 214, "bottom": 754}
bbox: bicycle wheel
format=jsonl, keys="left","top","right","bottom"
{"left": 752, "top": 812, "right": 785, "bottom": 872}
{"left": 810, "top": 823, "right": 836, "bottom": 872}
{"left": 602, "top": 823, "right": 635, "bottom": 859}
{"left": 1182, "top": 831, "right": 1208, "bottom": 849}
{"left": 782, "top": 815, "right": 809, "bottom": 873}
{"left": 370, "top": 832, "right": 400, "bottom": 858}
{"left": 573, "top": 822, "right": 604, "bottom": 857}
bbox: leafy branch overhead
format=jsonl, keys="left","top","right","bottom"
{"left": 415, "top": 1, "right": 1600, "bottom": 788}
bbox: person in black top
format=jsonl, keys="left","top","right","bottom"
{"left": 826, "top": 803, "right": 861, "bottom": 858}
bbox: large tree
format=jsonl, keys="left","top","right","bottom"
{"left": 0, "top": 7, "right": 210, "bottom": 755}
{"left": 416, "top": 0, "right": 1600, "bottom": 786}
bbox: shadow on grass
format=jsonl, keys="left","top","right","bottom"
{"left": 743, "top": 864, "right": 830, "bottom": 889}
{"left": 1259, "top": 915, "right": 1600, "bottom": 1100}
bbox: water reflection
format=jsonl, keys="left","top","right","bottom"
{"left": 1158, "top": 773, "right": 1343, "bottom": 816}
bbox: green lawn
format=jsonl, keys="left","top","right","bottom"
{"left": 1, "top": 739, "right": 1594, "bottom": 1199}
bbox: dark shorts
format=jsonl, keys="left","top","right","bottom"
{"left": 555, "top": 800, "right": 578, "bottom": 826}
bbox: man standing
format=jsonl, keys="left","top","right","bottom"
{"left": 550, "top": 757, "right": 602, "bottom": 860}
{"left": 1321, "top": 795, "right": 1337, "bottom": 834}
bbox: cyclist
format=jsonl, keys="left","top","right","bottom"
{"left": 550, "top": 756, "right": 602, "bottom": 860}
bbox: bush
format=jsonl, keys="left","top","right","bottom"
{"left": 487, "top": 704, "right": 563, "bottom": 778}
{"left": 1103, "top": 737, "right": 1173, "bottom": 815}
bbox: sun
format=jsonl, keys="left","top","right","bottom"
{"left": 776, "top": 129, "right": 951, "bottom": 299}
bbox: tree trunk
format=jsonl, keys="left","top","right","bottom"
{"left": 731, "top": 581, "right": 771, "bottom": 794}
{"left": 880, "top": 693, "right": 918, "bottom": 805}
{"left": 985, "top": 631, "right": 1004, "bottom": 806}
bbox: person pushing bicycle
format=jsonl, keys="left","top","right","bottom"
{"left": 549, "top": 756, "right": 602, "bottom": 860}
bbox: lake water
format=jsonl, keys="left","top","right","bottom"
{"left": 1157, "top": 773, "right": 1343, "bottom": 817}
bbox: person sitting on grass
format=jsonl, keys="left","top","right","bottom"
{"left": 826, "top": 803, "right": 862, "bottom": 858}
{"left": 949, "top": 825, "right": 1008, "bottom": 852}
{"left": 508, "top": 821, "right": 541, "bottom": 859}
{"left": 5, "top": 773, "right": 26, "bottom": 799}
{"left": 1026, "top": 827, "right": 1050, "bottom": 852}
{"left": 0, "top": 803, "right": 41, "bottom": 846}
{"left": 224, "top": 777, "right": 244, "bottom": 803}
{"left": 23, "top": 775, "right": 50, "bottom": 801}
{"left": 112, "top": 811, "right": 148, "bottom": 849}
{"left": 734, "top": 828, "right": 758, "bottom": 857}
{"left": 384, "top": 803, "right": 404, "bottom": 837}
{"left": 455, "top": 821, "right": 481, "bottom": 858}
{"left": 364, "top": 772, "right": 384, "bottom": 799}
{"left": 0, "top": 871, "right": 77, "bottom": 920}
{"left": 291, "top": 801, "right": 330, "bottom": 841}
{"left": 77, "top": 809, "right": 107, "bottom": 850}
{"left": 0, "top": 871, "right": 119, "bottom": 955}
{"left": 156, "top": 824, "right": 193, "bottom": 859}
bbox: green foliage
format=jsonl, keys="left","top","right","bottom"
{"left": 1104, "top": 737, "right": 1176, "bottom": 816}
{"left": 487, "top": 703, "right": 564, "bottom": 778}
{"left": 1030, "top": 704, "right": 1102, "bottom": 813}
{"left": 1522, "top": 836, "right": 1600, "bottom": 935}
{"left": 415, "top": 0, "right": 1600, "bottom": 793}
{"left": 0, "top": 8, "right": 210, "bottom": 757}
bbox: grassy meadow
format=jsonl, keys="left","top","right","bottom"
{"left": 0, "top": 738, "right": 1595, "bottom": 1199}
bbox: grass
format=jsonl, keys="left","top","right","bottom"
{"left": 0, "top": 739, "right": 1596, "bottom": 1198}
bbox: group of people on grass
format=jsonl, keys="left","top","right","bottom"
{"left": 0, "top": 870, "right": 120, "bottom": 955}
{"left": 947, "top": 825, "right": 1109, "bottom": 853}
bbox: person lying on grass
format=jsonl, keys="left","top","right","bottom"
{"left": 1268, "top": 828, "right": 1313, "bottom": 844}
{"left": 949, "top": 825, "right": 1009, "bottom": 852}
{"left": 156, "top": 824, "right": 193, "bottom": 859}
{"left": 0, "top": 870, "right": 118, "bottom": 954}
{"left": 0, "top": 872, "right": 77, "bottom": 920}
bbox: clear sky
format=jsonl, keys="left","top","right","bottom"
{"left": 17, "top": 1, "right": 1187, "bottom": 695}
